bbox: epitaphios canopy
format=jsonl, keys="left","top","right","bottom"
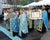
{"left": 23, "top": 0, "right": 50, "bottom": 7}
{"left": 35, "top": 0, "right": 50, "bottom": 6}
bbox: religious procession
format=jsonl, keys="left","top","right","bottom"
{"left": 2, "top": 5, "right": 48, "bottom": 37}
{"left": 0, "top": 0, "right": 50, "bottom": 40}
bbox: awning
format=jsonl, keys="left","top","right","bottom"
{"left": 23, "top": 0, "right": 50, "bottom": 7}
{"left": 2, "top": 4, "right": 14, "bottom": 8}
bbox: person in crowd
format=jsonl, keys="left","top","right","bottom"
{"left": 3, "top": 9, "right": 10, "bottom": 30}
{"left": 16, "top": 11, "right": 19, "bottom": 17}
{"left": 6, "top": 8, "right": 10, "bottom": 30}
{"left": 27, "top": 6, "right": 34, "bottom": 31}
{"left": 35, "top": 7, "right": 43, "bottom": 32}
{"left": 4, "top": 9, "right": 8, "bottom": 21}
{"left": 9, "top": 8, "right": 19, "bottom": 36}
{"left": 42, "top": 5, "right": 48, "bottom": 32}
{"left": 19, "top": 8, "right": 28, "bottom": 37}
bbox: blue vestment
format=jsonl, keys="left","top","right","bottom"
{"left": 6, "top": 20, "right": 10, "bottom": 29}
{"left": 10, "top": 13, "right": 19, "bottom": 32}
{"left": 36, "top": 19, "right": 42, "bottom": 26}
{"left": 19, "top": 13, "right": 28, "bottom": 36}
{"left": 36, "top": 19, "right": 43, "bottom": 31}
{"left": 42, "top": 10, "right": 48, "bottom": 30}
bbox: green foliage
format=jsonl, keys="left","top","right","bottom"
{"left": 20, "top": 0, "right": 29, "bottom": 5}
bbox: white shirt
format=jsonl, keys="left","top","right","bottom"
{"left": 4, "top": 13, "right": 8, "bottom": 20}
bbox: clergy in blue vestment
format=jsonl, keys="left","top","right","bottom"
{"left": 10, "top": 14, "right": 19, "bottom": 32}
{"left": 19, "top": 9, "right": 28, "bottom": 36}
{"left": 10, "top": 8, "right": 19, "bottom": 32}
{"left": 42, "top": 6, "right": 48, "bottom": 31}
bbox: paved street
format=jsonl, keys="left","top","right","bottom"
{"left": 0, "top": 29, "right": 44, "bottom": 40}
{"left": 41, "top": 31, "right": 50, "bottom": 40}
{"left": 0, "top": 20, "right": 50, "bottom": 40}
{"left": 41, "top": 20, "right": 50, "bottom": 40}
{"left": 0, "top": 31, "right": 11, "bottom": 40}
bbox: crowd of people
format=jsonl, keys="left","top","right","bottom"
{"left": 3, "top": 5, "right": 48, "bottom": 38}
